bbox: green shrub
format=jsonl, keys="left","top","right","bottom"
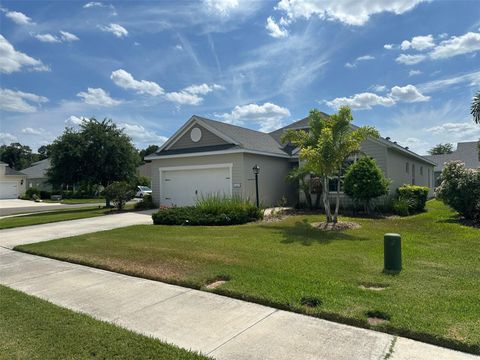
{"left": 25, "top": 188, "right": 40, "bottom": 199}
{"left": 104, "top": 181, "right": 134, "bottom": 210}
{"left": 396, "top": 185, "right": 429, "bottom": 213}
{"left": 134, "top": 194, "right": 155, "bottom": 210}
{"left": 435, "top": 161, "right": 480, "bottom": 222}
{"left": 152, "top": 195, "right": 263, "bottom": 226}
{"left": 39, "top": 190, "right": 51, "bottom": 200}
{"left": 343, "top": 157, "right": 390, "bottom": 213}
{"left": 393, "top": 197, "right": 410, "bottom": 216}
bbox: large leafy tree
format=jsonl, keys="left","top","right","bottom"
{"left": 0, "top": 143, "right": 35, "bottom": 170}
{"left": 282, "top": 107, "right": 379, "bottom": 223}
{"left": 48, "top": 118, "right": 140, "bottom": 204}
{"left": 428, "top": 143, "right": 454, "bottom": 155}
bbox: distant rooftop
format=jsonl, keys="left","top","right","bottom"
{"left": 424, "top": 141, "right": 480, "bottom": 171}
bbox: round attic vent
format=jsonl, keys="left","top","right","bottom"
{"left": 190, "top": 127, "right": 202, "bottom": 142}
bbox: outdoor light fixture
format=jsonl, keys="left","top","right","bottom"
{"left": 252, "top": 164, "right": 260, "bottom": 207}
{"left": 20, "top": 179, "right": 24, "bottom": 185}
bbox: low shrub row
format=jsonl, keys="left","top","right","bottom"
{"left": 134, "top": 194, "right": 156, "bottom": 210}
{"left": 393, "top": 185, "right": 429, "bottom": 216}
{"left": 152, "top": 195, "right": 263, "bottom": 226}
{"left": 24, "top": 188, "right": 52, "bottom": 200}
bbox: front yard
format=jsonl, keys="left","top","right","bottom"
{"left": 0, "top": 285, "right": 208, "bottom": 359}
{"left": 16, "top": 200, "right": 480, "bottom": 354}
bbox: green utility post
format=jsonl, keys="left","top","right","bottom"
{"left": 384, "top": 233, "right": 401, "bottom": 274}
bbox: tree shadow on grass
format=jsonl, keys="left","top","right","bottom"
{"left": 260, "top": 219, "right": 369, "bottom": 246}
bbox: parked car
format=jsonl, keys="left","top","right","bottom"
{"left": 135, "top": 186, "right": 152, "bottom": 198}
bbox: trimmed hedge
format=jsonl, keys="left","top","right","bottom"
{"left": 134, "top": 194, "right": 155, "bottom": 210}
{"left": 152, "top": 195, "right": 263, "bottom": 226}
{"left": 396, "top": 185, "right": 429, "bottom": 214}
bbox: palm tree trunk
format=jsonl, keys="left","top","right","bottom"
{"left": 333, "top": 175, "right": 341, "bottom": 223}
{"left": 322, "top": 177, "right": 332, "bottom": 222}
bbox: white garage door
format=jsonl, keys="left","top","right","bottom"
{"left": 161, "top": 166, "right": 231, "bottom": 206}
{"left": 0, "top": 181, "right": 19, "bottom": 199}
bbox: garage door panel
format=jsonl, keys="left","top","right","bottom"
{"left": 0, "top": 182, "right": 19, "bottom": 199}
{"left": 161, "top": 167, "right": 231, "bottom": 206}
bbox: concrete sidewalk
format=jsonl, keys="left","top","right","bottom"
{"left": 0, "top": 248, "right": 477, "bottom": 360}
{"left": 0, "top": 210, "right": 154, "bottom": 249}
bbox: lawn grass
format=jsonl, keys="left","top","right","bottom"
{"left": 0, "top": 285, "right": 209, "bottom": 360}
{"left": 0, "top": 207, "right": 106, "bottom": 229}
{"left": 16, "top": 200, "right": 480, "bottom": 354}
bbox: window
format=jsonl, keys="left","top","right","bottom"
{"left": 327, "top": 158, "right": 355, "bottom": 193}
{"left": 406, "top": 162, "right": 409, "bottom": 173}
{"left": 420, "top": 166, "right": 423, "bottom": 175}
{"left": 411, "top": 164, "right": 415, "bottom": 185}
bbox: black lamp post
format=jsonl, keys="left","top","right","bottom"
{"left": 252, "top": 164, "right": 260, "bottom": 208}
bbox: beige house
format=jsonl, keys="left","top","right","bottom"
{"left": 0, "top": 161, "right": 27, "bottom": 199}
{"left": 145, "top": 114, "right": 436, "bottom": 207}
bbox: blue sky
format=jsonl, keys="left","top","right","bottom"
{"left": 1, "top": 0, "right": 479, "bottom": 154}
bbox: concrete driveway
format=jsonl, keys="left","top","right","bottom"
{"left": 0, "top": 199, "right": 104, "bottom": 216}
{"left": 0, "top": 210, "right": 155, "bottom": 249}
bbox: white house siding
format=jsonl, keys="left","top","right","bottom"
{"left": 386, "top": 148, "right": 435, "bottom": 197}
{"left": 360, "top": 139, "right": 388, "bottom": 173}
{"left": 242, "top": 153, "right": 295, "bottom": 206}
{"left": 150, "top": 153, "right": 244, "bottom": 206}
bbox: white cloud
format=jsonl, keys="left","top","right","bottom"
{"left": 59, "top": 31, "right": 79, "bottom": 42}
{"left": 326, "top": 92, "right": 395, "bottom": 110}
{"left": 326, "top": 84, "right": 429, "bottom": 110}
{"left": 121, "top": 123, "right": 168, "bottom": 144}
{"left": 398, "top": 137, "right": 428, "bottom": 149}
{"left": 0, "top": 35, "right": 50, "bottom": 73}
{"left": 395, "top": 53, "right": 427, "bottom": 65}
{"left": 400, "top": 34, "right": 435, "bottom": 50}
{"left": 266, "top": 16, "right": 288, "bottom": 38}
{"left": 111, "top": 69, "right": 164, "bottom": 96}
{"left": 409, "top": 70, "right": 422, "bottom": 76}
{"left": 384, "top": 43, "right": 394, "bottom": 50}
{"left": 3, "top": 10, "right": 33, "bottom": 25}
{"left": 0, "top": 132, "right": 18, "bottom": 145}
{"left": 216, "top": 102, "right": 291, "bottom": 132}
{"left": 99, "top": 23, "right": 128, "bottom": 38}
{"left": 0, "top": 88, "right": 48, "bottom": 113}
{"left": 76, "top": 88, "right": 122, "bottom": 107}
{"left": 275, "top": 0, "right": 426, "bottom": 26}
{"left": 429, "top": 32, "right": 480, "bottom": 59}
{"left": 21, "top": 127, "right": 45, "bottom": 135}
{"left": 66, "top": 115, "right": 89, "bottom": 126}
{"left": 418, "top": 70, "right": 480, "bottom": 92}
{"left": 426, "top": 122, "right": 480, "bottom": 138}
{"left": 183, "top": 83, "right": 224, "bottom": 95}
{"left": 164, "top": 83, "right": 224, "bottom": 105}
{"left": 35, "top": 33, "right": 61, "bottom": 43}
{"left": 34, "top": 31, "right": 79, "bottom": 43}
{"left": 371, "top": 84, "right": 387, "bottom": 92}
{"left": 83, "top": 2, "right": 104, "bottom": 8}
{"left": 165, "top": 91, "right": 203, "bottom": 105}
{"left": 389, "top": 84, "right": 430, "bottom": 102}
{"left": 203, "top": 0, "right": 239, "bottom": 16}
{"left": 345, "top": 54, "right": 375, "bottom": 68}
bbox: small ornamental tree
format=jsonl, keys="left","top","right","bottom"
{"left": 343, "top": 157, "right": 390, "bottom": 213}
{"left": 104, "top": 181, "right": 134, "bottom": 210}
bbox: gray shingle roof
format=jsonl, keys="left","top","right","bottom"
{"left": 5, "top": 167, "right": 26, "bottom": 176}
{"left": 424, "top": 141, "right": 480, "bottom": 171}
{"left": 192, "top": 116, "right": 287, "bottom": 156}
{"left": 21, "top": 158, "right": 50, "bottom": 178}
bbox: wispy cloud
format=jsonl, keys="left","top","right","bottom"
{"left": 0, "top": 88, "right": 48, "bottom": 113}
{"left": 0, "top": 35, "right": 50, "bottom": 73}
{"left": 76, "top": 88, "right": 122, "bottom": 106}
{"left": 99, "top": 23, "right": 128, "bottom": 37}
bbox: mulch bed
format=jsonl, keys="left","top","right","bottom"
{"left": 310, "top": 221, "right": 361, "bottom": 231}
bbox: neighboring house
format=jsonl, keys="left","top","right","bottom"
{"left": 424, "top": 141, "right": 480, "bottom": 186}
{"left": 21, "top": 158, "right": 52, "bottom": 191}
{"left": 145, "top": 114, "right": 436, "bottom": 207}
{"left": 0, "top": 161, "right": 27, "bottom": 199}
{"left": 137, "top": 162, "right": 152, "bottom": 186}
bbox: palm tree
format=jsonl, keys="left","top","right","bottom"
{"left": 472, "top": 91, "right": 480, "bottom": 124}
{"left": 282, "top": 107, "right": 379, "bottom": 223}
